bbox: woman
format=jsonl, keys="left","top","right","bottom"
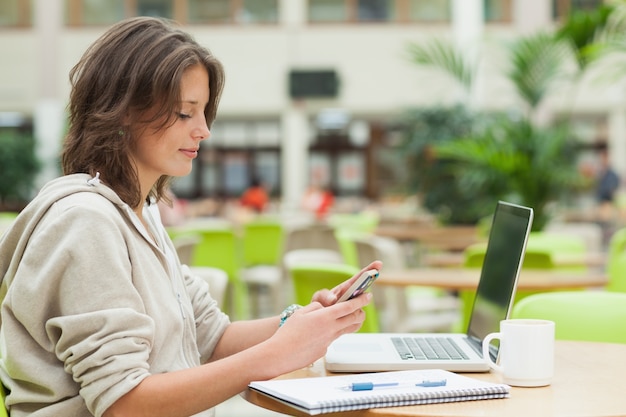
{"left": 0, "top": 17, "right": 380, "bottom": 417}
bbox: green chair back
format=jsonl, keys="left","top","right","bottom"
{"left": 288, "top": 263, "right": 380, "bottom": 333}
{"left": 459, "top": 232, "right": 588, "bottom": 332}
{"left": 510, "top": 291, "right": 626, "bottom": 344}
{"left": 0, "top": 212, "right": 18, "bottom": 220}
{"left": 464, "top": 232, "right": 586, "bottom": 269}
{"left": 606, "top": 228, "right": 626, "bottom": 293}
{"left": 327, "top": 212, "right": 380, "bottom": 234}
{"left": 334, "top": 229, "right": 361, "bottom": 269}
{"left": 241, "top": 219, "right": 284, "bottom": 267}
{"left": 0, "top": 384, "right": 6, "bottom": 417}
{"left": 464, "top": 244, "right": 555, "bottom": 269}
{"left": 192, "top": 227, "right": 249, "bottom": 319}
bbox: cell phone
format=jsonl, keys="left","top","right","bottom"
{"left": 337, "top": 269, "right": 379, "bottom": 302}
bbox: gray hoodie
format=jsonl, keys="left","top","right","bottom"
{"left": 0, "top": 174, "right": 229, "bottom": 417}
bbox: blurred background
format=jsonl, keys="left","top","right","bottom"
{"left": 4, "top": 3, "right": 626, "bottom": 414}
{"left": 3, "top": 0, "right": 626, "bottom": 316}
{"left": 2, "top": 0, "right": 626, "bottom": 226}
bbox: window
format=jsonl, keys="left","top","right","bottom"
{"left": 337, "top": 151, "right": 365, "bottom": 192}
{"left": 409, "top": 0, "right": 450, "bottom": 22}
{"left": 137, "top": 0, "right": 172, "bottom": 18}
{"left": 0, "top": 0, "right": 32, "bottom": 27}
{"left": 358, "top": 0, "right": 394, "bottom": 22}
{"left": 308, "top": 0, "right": 451, "bottom": 23}
{"left": 484, "top": 0, "right": 511, "bottom": 22}
{"left": 187, "top": 119, "right": 281, "bottom": 198}
{"left": 239, "top": 0, "right": 277, "bottom": 23}
{"left": 309, "top": 0, "right": 347, "bottom": 22}
{"left": 66, "top": 0, "right": 127, "bottom": 25}
{"left": 64, "top": 0, "right": 278, "bottom": 26}
{"left": 254, "top": 151, "right": 280, "bottom": 193}
{"left": 65, "top": 0, "right": 124, "bottom": 26}
{"left": 188, "top": 0, "right": 231, "bottom": 23}
{"left": 553, "top": 0, "right": 603, "bottom": 19}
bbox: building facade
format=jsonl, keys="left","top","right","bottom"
{"left": 0, "top": 0, "right": 620, "bottom": 211}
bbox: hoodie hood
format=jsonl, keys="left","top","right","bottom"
{"left": 0, "top": 173, "right": 128, "bottom": 298}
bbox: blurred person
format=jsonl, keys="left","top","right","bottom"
{"left": 315, "top": 185, "right": 335, "bottom": 220}
{"left": 239, "top": 176, "right": 269, "bottom": 213}
{"left": 595, "top": 149, "right": 621, "bottom": 246}
{"left": 596, "top": 149, "right": 620, "bottom": 220}
{"left": 302, "top": 183, "right": 335, "bottom": 220}
{"left": 0, "top": 17, "right": 379, "bottom": 417}
{"left": 301, "top": 183, "right": 323, "bottom": 213}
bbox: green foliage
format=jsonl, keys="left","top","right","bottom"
{"left": 435, "top": 117, "right": 584, "bottom": 230}
{"left": 556, "top": 4, "right": 614, "bottom": 69}
{"left": 0, "top": 131, "right": 40, "bottom": 204}
{"left": 397, "top": 106, "right": 503, "bottom": 225}
{"left": 399, "top": 5, "right": 613, "bottom": 228}
{"left": 406, "top": 39, "right": 476, "bottom": 93}
{"left": 506, "top": 32, "right": 573, "bottom": 110}
{"left": 578, "top": 2, "right": 626, "bottom": 83}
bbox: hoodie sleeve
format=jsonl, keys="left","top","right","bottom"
{"left": 180, "top": 265, "right": 230, "bottom": 363}
{"left": 4, "top": 195, "right": 155, "bottom": 416}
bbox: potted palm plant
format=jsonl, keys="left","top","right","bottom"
{"left": 400, "top": 5, "right": 613, "bottom": 230}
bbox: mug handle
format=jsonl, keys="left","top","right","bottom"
{"left": 482, "top": 332, "right": 502, "bottom": 372}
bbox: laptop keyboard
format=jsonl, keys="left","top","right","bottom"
{"left": 391, "top": 337, "right": 470, "bottom": 361}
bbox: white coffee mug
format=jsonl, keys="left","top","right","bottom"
{"left": 482, "top": 318, "right": 555, "bottom": 387}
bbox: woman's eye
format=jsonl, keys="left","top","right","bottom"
{"left": 177, "top": 112, "right": 192, "bottom": 119}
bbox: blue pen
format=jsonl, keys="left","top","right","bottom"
{"left": 349, "top": 379, "right": 447, "bottom": 391}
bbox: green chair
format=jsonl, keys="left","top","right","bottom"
{"left": 459, "top": 232, "right": 588, "bottom": 332}
{"left": 288, "top": 263, "right": 380, "bottom": 333}
{"left": 464, "top": 232, "right": 587, "bottom": 269}
{"left": 171, "top": 233, "right": 201, "bottom": 266}
{"left": 0, "top": 383, "right": 6, "bottom": 417}
{"left": 464, "top": 244, "right": 555, "bottom": 269}
{"left": 327, "top": 212, "right": 380, "bottom": 234}
{"left": 334, "top": 229, "right": 362, "bottom": 269}
{"left": 510, "top": 291, "right": 626, "bottom": 344}
{"left": 606, "top": 227, "right": 626, "bottom": 293}
{"left": 240, "top": 218, "right": 285, "bottom": 317}
{"left": 0, "top": 211, "right": 18, "bottom": 237}
{"left": 241, "top": 218, "right": 284, "bottom": 267}
{"left": 191, "top": 227, "right": 249, "bottom": 320}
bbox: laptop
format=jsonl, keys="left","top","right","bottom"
{"left": 325, "top": 201, "right": 534, "bottom": 372}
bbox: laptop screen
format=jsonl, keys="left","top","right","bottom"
{"left": 466, "top": 201, "right": 533, "bottom": 353}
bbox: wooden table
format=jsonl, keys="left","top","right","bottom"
{"left": 422, "top": 252, "right": 607, "bottom": 269}
{"left": 377, "top": 268, "right": 608, "bottom": 291}
{"left": 243, "top": 340, "right": 626, "bottom": 417}
{"left": 375, "top": 225, "right": 479, "bottom": 252}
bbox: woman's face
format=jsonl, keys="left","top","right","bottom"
{"left": 130, "top": 64, "right": 210, "bottom": 196}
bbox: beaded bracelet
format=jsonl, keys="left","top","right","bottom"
{"left": 279, "top": 304, "right": 302, "bottom": 327}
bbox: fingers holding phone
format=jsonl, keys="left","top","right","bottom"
{"left": 311, "top": 260, "right": 382, "bottom": 306}
{"left": 337, "top": 269, "right": 379, "bottom": 302}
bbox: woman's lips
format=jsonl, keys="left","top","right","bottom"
{"left": 180, "top": 148, "right": 199, "bottom": 158}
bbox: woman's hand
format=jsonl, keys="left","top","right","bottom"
{"left": 269, "top": 293, "right": 372, "bottom": 374}
{"left": 311, "top": 260, "right": 383, "bottom": 306}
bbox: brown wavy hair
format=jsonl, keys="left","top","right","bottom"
{"left": 62, "top": 16, "right": 225, "bottom": 208}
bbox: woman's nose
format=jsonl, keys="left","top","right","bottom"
{"left": 195, "top": 119, "right": 210, "bottom": 141}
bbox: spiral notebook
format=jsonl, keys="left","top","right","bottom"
{"left": 249, "top": 369, "right": 510, "bottom": 415}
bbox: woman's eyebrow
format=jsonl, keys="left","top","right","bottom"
{"left": 180, "top": 99, "right": 208, "bottom": 106}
